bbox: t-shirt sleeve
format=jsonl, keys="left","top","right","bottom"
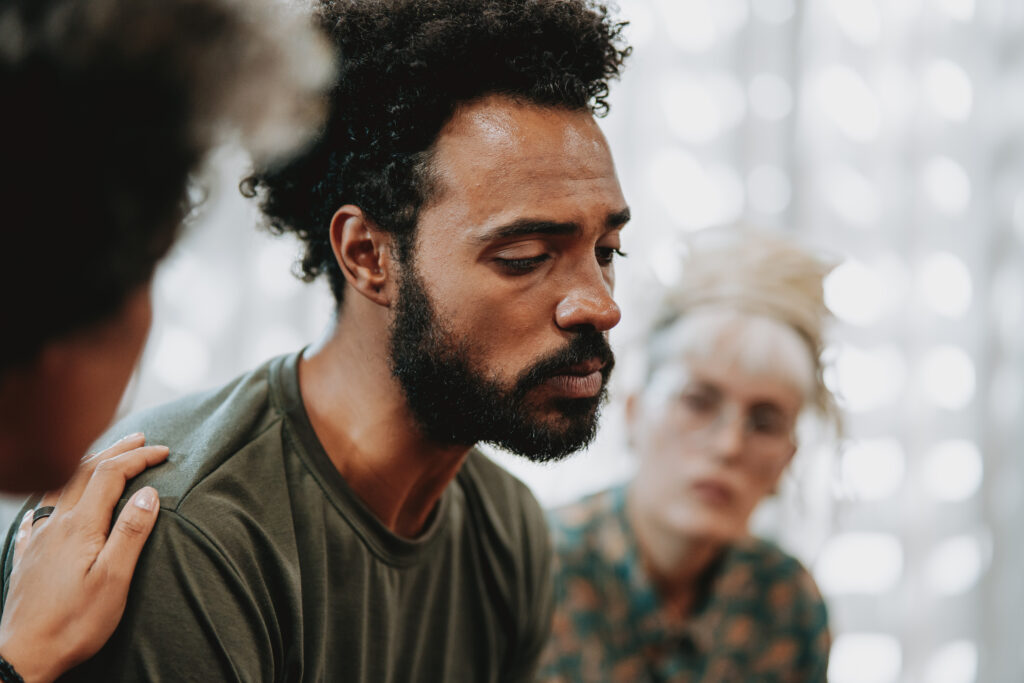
{"left": 60, "top": 507, "right": 278, "bottom": 683}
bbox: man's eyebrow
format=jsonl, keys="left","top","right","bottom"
{"left": 608, "top": 207, "right": 631, "bottom": 228}
{"left": 477, "top": 219, "right": 580, "bottom": 243}
{"left": 477, "top": 208, "right": 632, "bottom": 244}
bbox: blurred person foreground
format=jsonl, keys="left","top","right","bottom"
{"left": 0, "top": 0, "right": 331, "bottom": 679}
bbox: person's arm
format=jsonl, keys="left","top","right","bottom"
{"left": 0, "top": 434, "right": 167, "bottom": 683}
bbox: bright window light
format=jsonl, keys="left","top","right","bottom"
{"left": 925, "top": 535, "right": 984, "bottom": 595}
{"left": 748, "top": 73, "right": 793, "bottom": 120}
{"left": 828, "top": 0, "right": 882, "bottom": 46}
{"left": 825, "top": 259, "right": 887, "bottom": 326}
{"left": 658, "top": 0, "right": 717, "bottom": 52}
{"left": 924, "top": 640, "right": 978, "bottom": 683}
{"left": 245, "top": 325, "right": 306, "bottom": 369}
{"left": 829, "top": 633, "right": 902, "bottom": 683}
{"left": 747, "top": 165, "right": 791, "bottom": 214}
{"left": 934, "top": 0, "right": 975, "bottom": 22}
{"left": 661, "top": 77, "right": 721, "bottom": 144}
{"left": 841, "top": 438, "right": 906, "bottom": 500}
{"left": 923, "top": 440, "right": 984, "bottom": 502}
{"left": 922, "top": 156, "right": 971, "bottom": 215}
{"left": 917, "top": 251, "right": 972, "bottom": 318}
{"left": 650, "top": 149, "right": 744, "bottom": 230}
{"left": 819, "top": 164, "right": 882, "bottom": 227}
{"left": 924, "top": 59, "right": 973, "bottom": 122}
{"left": 812, "top": 65, "right": 882, "bottom": 141}
{"left": 833, "top": 344, "right": 907, "bottom": 412}
{"left": 815, "top": 532, "right": 903, "bottom": 594}
{"left": 750, "top": 0, "right": 795, "bottom": 24}
{"left": 256, "top": 239, "right": 306, "bottom": 300}
{"left": 919, "top": 345, "right": 975, "bottom": 411}
{"left": 151, "top": 325, "right": 212, "bottom": 392}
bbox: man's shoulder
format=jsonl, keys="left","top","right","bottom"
{"left": 102, "top": 354, "right": 293, "bottom": 507}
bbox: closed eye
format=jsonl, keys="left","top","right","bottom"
{"left": 596, "top": 247, "right": 627, "bottom": 267}
{"left": 495, "top": 254, "right": 550, "bottom": 274}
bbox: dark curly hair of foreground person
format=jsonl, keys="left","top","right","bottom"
{"left": 242, "top": 0, "right": 631, "bottom": 306}
{"left": 0, "top": 0, "right": 329, "bottom": 369}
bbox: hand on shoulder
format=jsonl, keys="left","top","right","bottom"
{"left": 0, "top": 433, "right": 168, "bottom": 683}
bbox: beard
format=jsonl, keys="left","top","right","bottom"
{"left": 387, "top": 264, "right": 614, "bottom": 463}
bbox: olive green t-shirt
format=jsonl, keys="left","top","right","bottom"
{"left": 0, "top": 351, "right": 554, "bottom": 682}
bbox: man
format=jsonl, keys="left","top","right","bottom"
{"left": 4, "top": 0, "right": 631, "bottom": 679}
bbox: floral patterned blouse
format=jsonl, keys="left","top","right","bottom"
{"left": 539, "top": 485, "right": 830, "bottom": 682}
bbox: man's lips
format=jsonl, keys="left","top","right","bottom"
{"left": 542, "top": 359, "right": 606, "bottom": 398}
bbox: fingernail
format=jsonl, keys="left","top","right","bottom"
{"left": 123, "top": 432, "right": 144, "bottom": 441}
{"left": 133, "top": 487, "right": 158, "bottom": 511}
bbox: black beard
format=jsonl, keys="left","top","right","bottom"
{"left": 387, "top": 264, "right": 614, "bottom": 463}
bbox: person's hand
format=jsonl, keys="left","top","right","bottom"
{"left": 0, "top": 433, "right": 169, "bottom": 683}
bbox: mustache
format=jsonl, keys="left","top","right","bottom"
{"left": 516, "top": 331, "right": 616, "bottom": 389}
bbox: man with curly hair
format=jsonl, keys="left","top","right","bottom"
{"left": 56, "top": 0, "right": 631, "bottom": 679}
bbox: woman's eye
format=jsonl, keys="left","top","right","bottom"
{"left": 596, "top": 247, "right": 627, "bottom": 266}
{"left": 681, "top": 393, "right": 714, "bottom": 412}
{"left": 750, "top": 410, "right": 785, "bottom": 434}
{"left": 495, "top": 254, "right": 549, "bottom": 274}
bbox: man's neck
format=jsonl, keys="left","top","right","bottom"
{"left": 297, "top": 316, "right": 471, "bottom": 538}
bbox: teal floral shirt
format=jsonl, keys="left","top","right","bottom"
{"left": 539, "top": 485, "right": 830, "bottom": 682}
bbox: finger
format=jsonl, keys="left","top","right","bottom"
{"left": 73, "top": 445, "right": 169, "bottom": 533}
{"left": 55, "top": 432, "right": 148, "bottom": 510}
{"left": 10, "top": 509, "right": 34, "bottom": 570}
{"left": 91, "top": 487, "right": 160, "bottom": 591}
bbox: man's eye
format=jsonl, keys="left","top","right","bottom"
{"left": 495, "top": 255, "right": 549, "bottom": 274}
{"left": 596, "top": 247, "right": 627, "bottom": 266}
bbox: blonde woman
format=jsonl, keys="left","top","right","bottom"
{"left": 541, "top": 230, "right": 837, "bottom": 682}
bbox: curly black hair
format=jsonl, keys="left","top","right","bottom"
{"left": 242, "top": 0, "right": 631, "bottom": 306}
{"left": 1, "top": 0, "right": 329, "bottom": 370}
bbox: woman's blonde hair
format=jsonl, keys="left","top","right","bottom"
{"left": 646, "top": 227, "right": 841, "bottom": 436}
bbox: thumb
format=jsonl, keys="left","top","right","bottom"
{"left": 10, "top": 510, "right": 33, "bottom": 571}
{"left": 92, "top": 487, "right": 160, "bottom": 590}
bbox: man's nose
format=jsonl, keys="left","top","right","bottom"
{"left": 554, "top": 271, "right": 621, "bottom": 332}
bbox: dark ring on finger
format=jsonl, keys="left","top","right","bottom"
{"left": 31, "top": 506, "right": 56, "bottom": 525}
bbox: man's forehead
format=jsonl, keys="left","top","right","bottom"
{"left": 436, "top": 95, "right": 610, "bottom": 170}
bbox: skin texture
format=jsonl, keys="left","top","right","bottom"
{"left": 299, "top": 95, "right": 629, "bottom": 538}
{"left": 0, "top": 285, "right": 153, "bottom": 492}
{"left": 626, "top": 353, "right": 802, "bottom": 614}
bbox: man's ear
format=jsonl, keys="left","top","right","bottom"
{"left": 329, "top": 205, "right": 393, "bottom": 307}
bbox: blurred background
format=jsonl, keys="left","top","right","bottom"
{"left": 4, "top": 0, "right": 1023, "bottom": 680}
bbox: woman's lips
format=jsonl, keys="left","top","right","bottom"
{"left": 542, "top": 360, "right": 605, "bottom": 398}
{"left": 691, "top": 480, "right": 735, "bottom": 507}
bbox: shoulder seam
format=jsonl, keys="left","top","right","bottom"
{"left": 174, "top": 413, "right": 288, "bottom": 513}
